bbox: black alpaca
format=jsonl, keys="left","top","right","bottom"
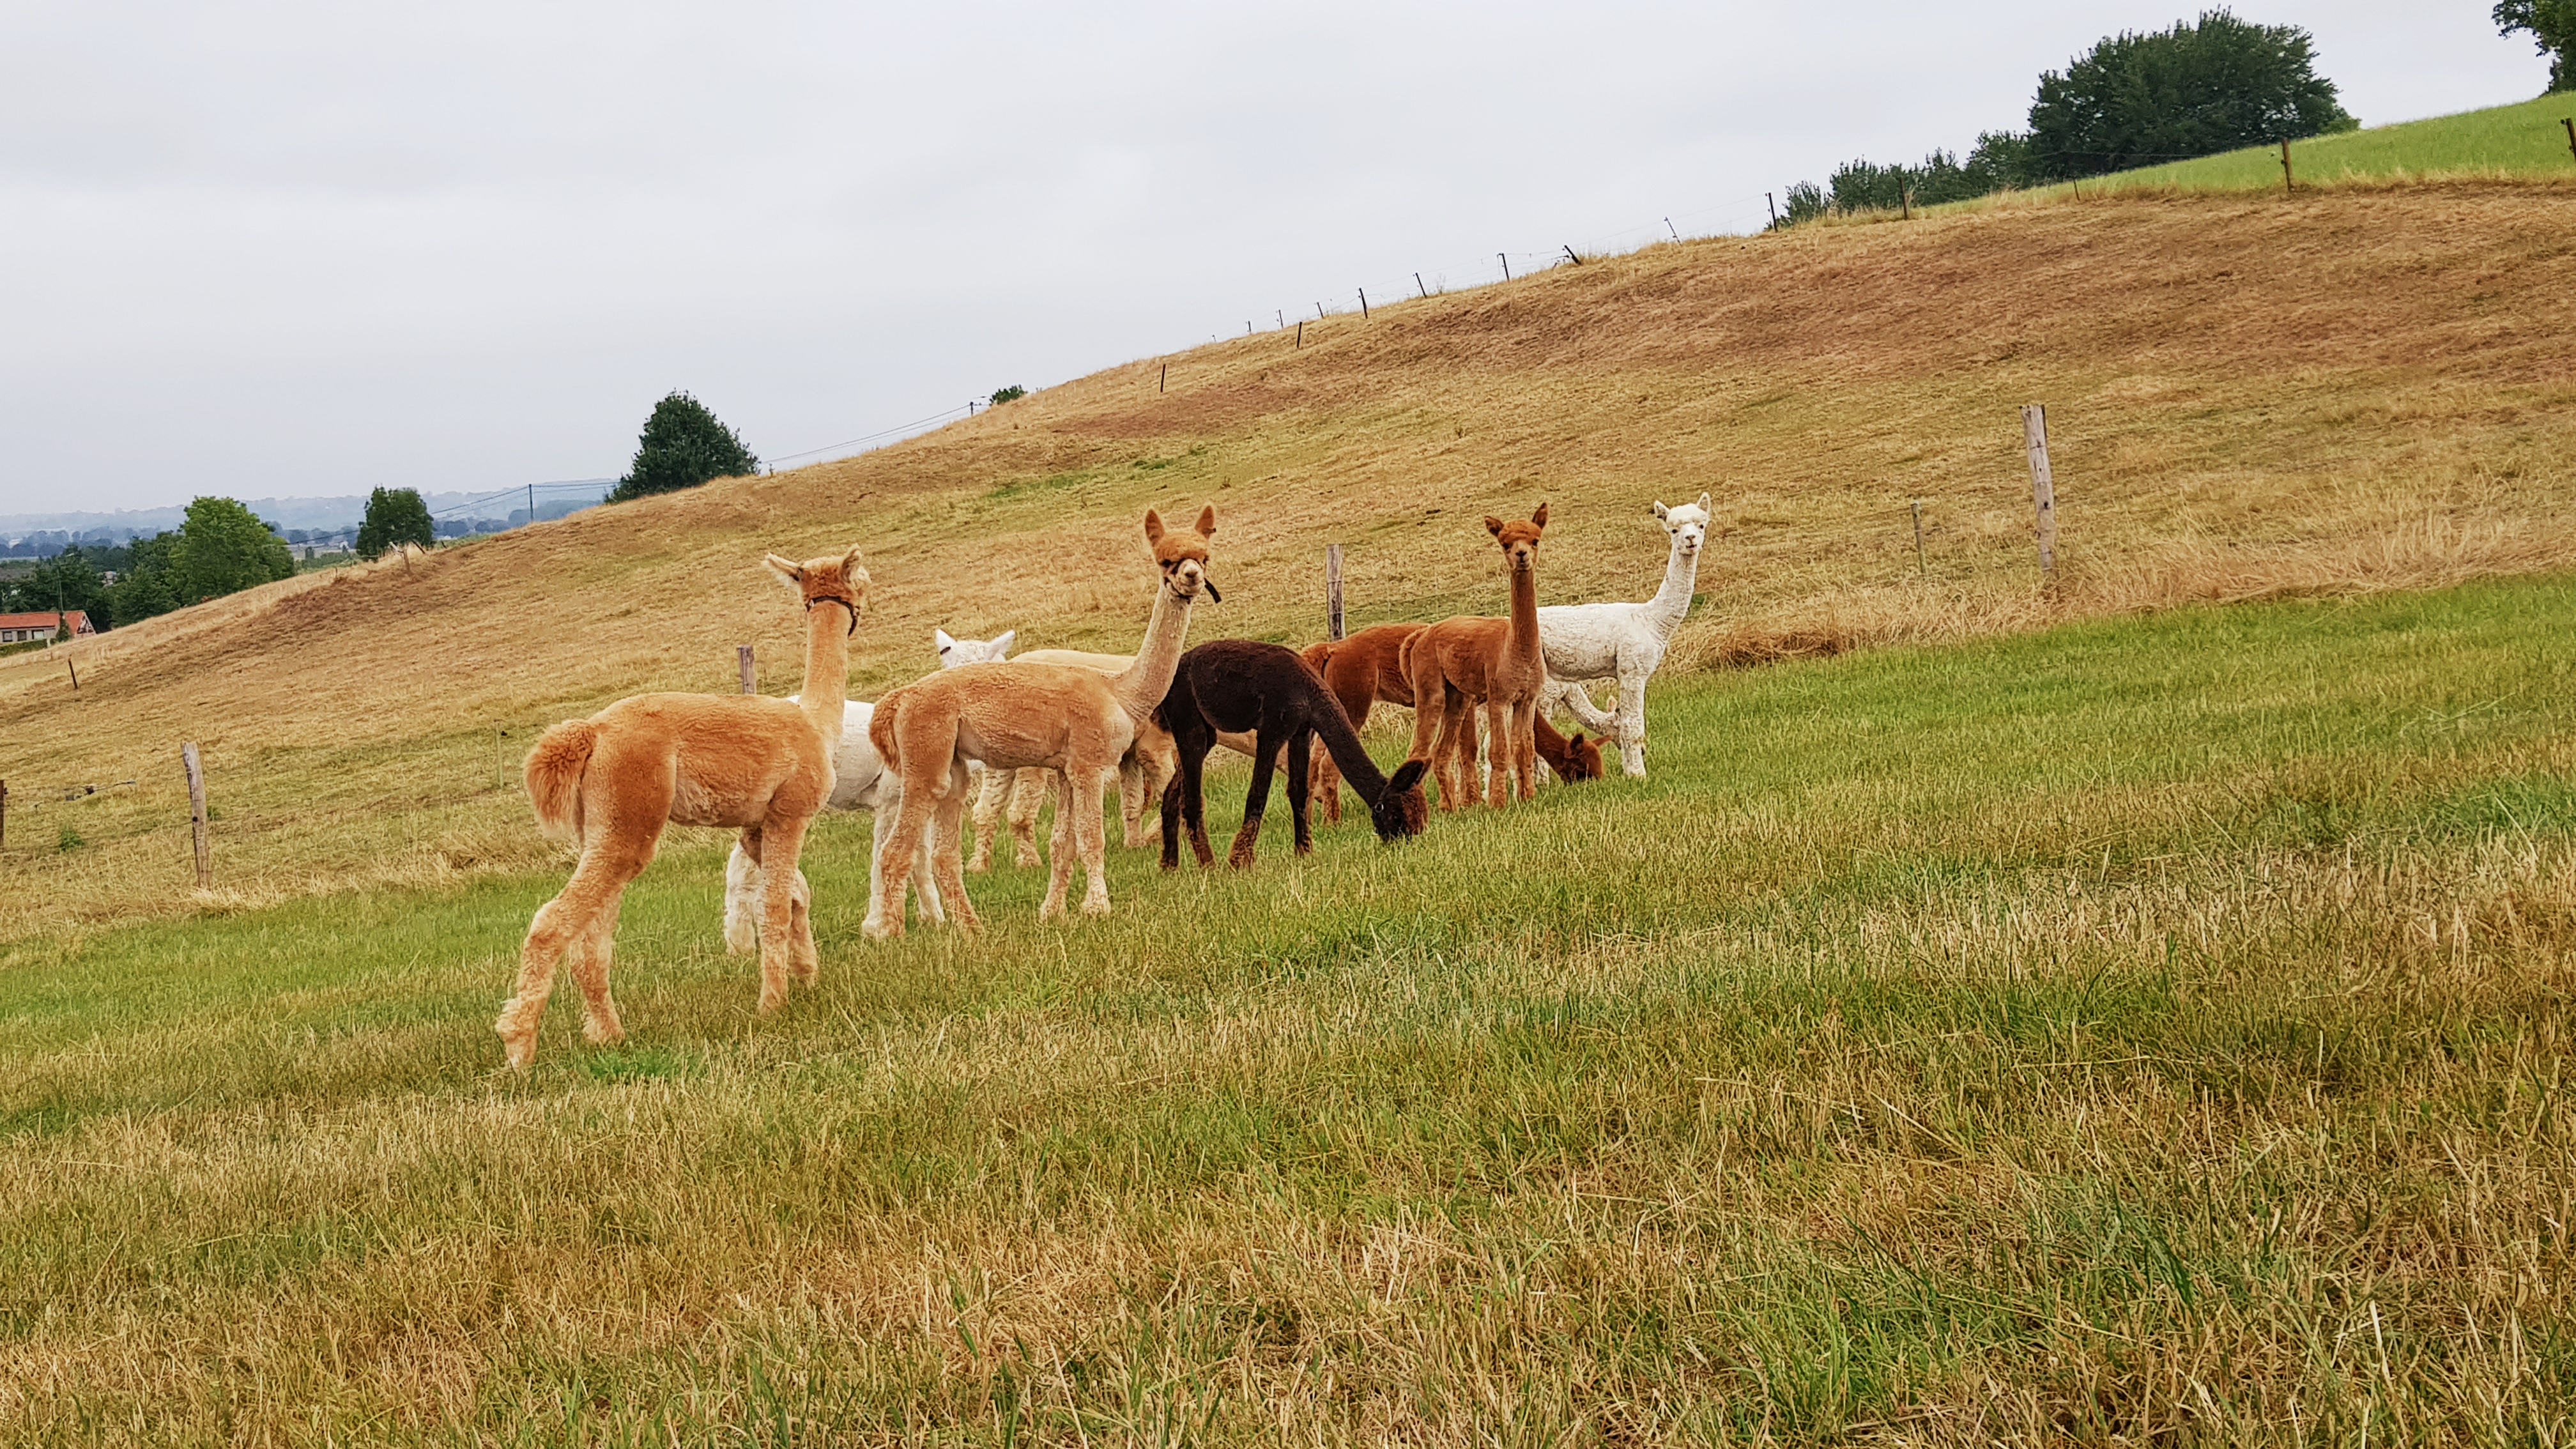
{"left": 1157, "top": 639, "right": 1429, "bottom": 869}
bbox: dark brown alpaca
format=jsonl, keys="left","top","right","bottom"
{"left": 1157, "top": 639, "right": 1429, "bottom": 869}
{"left": 1303, "top": 625, "right": 1601, "bottom": 818}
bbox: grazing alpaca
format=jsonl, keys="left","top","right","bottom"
{"left": 496, "top": 547, "right": 865, "bottom": 1069}
{"left": 1157, "top": 640, "right": 1428, "bottom": 868}
{"left": 870, "top": 507, "right": 1215, "bottom": 933}
{"left": 1303, "top": 625, "right": 1600, "bottom": 820}
{"left": 1538, "top": 494, "right": 1711, "bottom": 778}
{"left": 1402, "top": 505, "right": 1552, "bottom": 810}
{"left": 719, "top": 626, "right": 1013, "bottom": 953}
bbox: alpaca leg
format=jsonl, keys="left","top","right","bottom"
{"left": 1008, "top": 769, "right": 1048, "bottom": 868}
{"left": 1071, "top": 765, "right": 1114, "bottom": 915}
{"left": 498, "top": 845, "right": 647, "bottom": 1069}
{"left": 1041, "top": 770, "right": 1078, "bottom": 921}
{"left": 1159, "top": 772, "right": 1185, "bottom": 871}
{"left": 786, "top": 865, "right": 817, "bottom": 984}
{"left": 1512, "top": 698, "right": 1541, "bottom": 801}
{"left": 928, "top": 758, "right": 981, "bottom": 934}
{"left": 869, "top": 785, "right": 929, "bottom": 941}
{"left": 1616, "top": 669, "right": 1650, "bottom": 778}
{"left": 1286, "top": 727, "right": 1316, "bottom": 857}
{"left": 1227, "top": 728, "right": 1282, "bottom": 869}
{"left": 864, "top": 784, "right": 902, "bottom": 938}
{"left": 1552, "top": 677, "right": 1616, "bottom": 737}
{"left": 968, "top": 768, "right": 1008, "bottom": 872}
{"left": 569, "top": 905, "right": 624, "bottom": 1046}
{"left": 723, "top": 839, "right": 762, "bottom": 956}
{"left": 1181, "top": 745, "right": 1218, "bottom": 868}
{"left": 756, "top": 814, "right": 814, "bottom": 1014}
{"left": 1310, "top": 739, "right": 1343, "bottom": 825}
{"left": 1116, "top": 752, "right": 1146, "bottom": 848}
{"left": 1482, "top": 698, "right": 1514, "bottom": 809}
{"left": 914, "top": 813, "right": 948, "bottom": 926}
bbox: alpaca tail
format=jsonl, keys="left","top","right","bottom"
{"left": 523, "top": 719, "right": 597, "bottom": 845}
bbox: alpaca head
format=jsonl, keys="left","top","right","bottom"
{"left": 1142, "top": 505, "right": 1218, "bottom": 602}
{"left": 935, "top": 628, "right": 1015, "bottom": 666}
{"left": 763, "top": 546, "right": 869, "bottom": 631}
{"left": 1559, "top": 731, "right": 1605, "bottom": 782}
{"left": 1484, "top": 502, "right": 1549, "bottom": 574}
{"left": 1371, "top": 759, "right": 1430, "bottom": 843}
{"left": 1652, "top": 493, "right": 1712, "bottom": 559}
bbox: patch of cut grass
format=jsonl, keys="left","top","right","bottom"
{"left": 2, "top": 574, "right": 2572, "bottom": 1443}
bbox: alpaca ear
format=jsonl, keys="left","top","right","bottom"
{"left": 1388, "top": 759, "right": 1429, "bottom": 795}
{"left": 1696, "top": 491, "right": 1712, "bottom": 513}
{"left": 1653, "top": 501, "right": 1670, "bottom": 521}
{"left": 1531, "top": 502, "right": 1549, "bottom": 528}
{"left": 992, "top": 629, "right": 1015, "bottom": 656}
{"left": 935, "top": 628, "right": 957, "bottom": 654}
{"left": 1485, "top": 516, "right": 1506, "bottom": 538}
{"left": 1193, "top": 505, "right": 1216, "bottom": 538}
{"left": 1143, "top": 509, "right": 1166, "bottom": 546}
{"left": 841, "top": 545, "right": 866, "bottom": 574}
{"left": 763, "top": 553, "right": 804, "bottom": 586}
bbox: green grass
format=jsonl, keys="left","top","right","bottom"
{"left": 1967, "top": 94, "right": 2576, "bottom": 206}
{"left": 4, "top": 575, "right": 2575, "bottom": 1443}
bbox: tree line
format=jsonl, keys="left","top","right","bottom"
{"left": 1776, "top": 10, "right": 2368, "bottom": 224}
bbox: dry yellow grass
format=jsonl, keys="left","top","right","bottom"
{"left": 4, "top": 183, "right": 2573, "bottom": 939}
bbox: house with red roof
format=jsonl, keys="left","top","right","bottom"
{"left": 0, "top": 610, "right": 93, "bottom": 645}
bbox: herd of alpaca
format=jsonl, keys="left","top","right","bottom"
{"left": 500, "top": 496, "right": 1710, "bottom": 1065}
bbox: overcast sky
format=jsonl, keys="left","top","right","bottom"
{"left": 0, "top": 2, "right": 2548, "bottom": 516}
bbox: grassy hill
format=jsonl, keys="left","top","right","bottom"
{"left": 3, "top": 183, "right": 2575, "bottom": 940}
{"left": 1952, "top": 94, "right": 2576, "bottom": 206}
{"left": 3, "top": 575, "right": 2570, "bottom": 1441}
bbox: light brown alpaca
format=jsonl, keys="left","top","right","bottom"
{"left": 1403, "top": 504, "right": 1550, "bottom": 810}
{"left": 1308, "top": 615, "right": 1599, "bottom": 816}
{"left": 496, "top": 548, "right": 866, "bottom": 1069}
{"left": 870, "top": 507, "right": 1214, "bottom": 933}
{"left": 969, "top": 647, "right": 1180, "bottom": 870}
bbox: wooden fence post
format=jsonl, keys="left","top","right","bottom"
{"left": 1, "top": 779, "right": 9, "bottom": 850}
{"left": 1912, "top": 501, "right": 1926, "bottom": 577}
{"left": 1325, "top": 545, "right": 1346, "bottom": 641}
{"left": 1499, "top": 253, "right": 1510, "bottom": 281}
{"left": 1415, "top": 272, "right": 1428, "bottom": 298}
{"left": 182, "top": 742, "right": 211, "bottom": 888}
{"left": 2280, "top": 139, "right": 2294, "bottom": 194}
{"left": 1358, "top": 288, "right": 1368, "bottom": 319}
{"left": 1294, "top": 319, "right": 1303, "bottom": 348}
{"left": 65, "top": 659, "right": 77, "bottom": 692}
{"left": 1159, "top": 364, "right": 1167, "bottom": 394}
{"left": 738, "top": 644, "right": 756, "bottom": 694}
{"left": 2022, "top": 405, "right": 2058, "bottom": 581}
{"left": 2563, "top": 117, "right": 2575, "bottom": 164}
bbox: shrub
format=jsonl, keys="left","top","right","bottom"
{"left": 355, "top": 487, "right": 436, "bottom": 561}
{"left": 608, "top": 392, "right": 760, "bottom": 502}
{"left": 989, "top": 385, "right": 1027, "bottom": 406}
{"left": 57, "top": 825, "right": 82, "bottom": 853}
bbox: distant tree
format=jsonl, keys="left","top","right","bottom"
{"left": 356, "top": 486, "right": 436, "bottom": 560}
{"left": 2496, "top": 0, "right": 2576, "bottom": 91}
{"left": 109, "top": 533, "right": 183, "bottom": 625}
{"left": 174, "top": 496, "right": 295, "bottom": 602}
{"left": 2027, "top": 10, "right": 2356, "bottom": 180}
{"left": 1, "top": 548, "right": 111, "bottom": 631}
{"left": 608, "top": 392, "right": 761, "bottom": 502}
{"left": 989, "top": 385, "right": 1027, "bottom": 406}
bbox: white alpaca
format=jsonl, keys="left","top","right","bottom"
{"left": 1537, "top": 494, "right": 1710, "bottom": 778}
{"left": 721, "top": 628, "right": 1013, "bottom": 951}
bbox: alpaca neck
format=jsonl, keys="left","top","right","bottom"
{"left": 1644, "top": 541, "right": 1699, "bottom": 635}
{"left": 1310, "top": 689, "right": 1397, "bottom": 801}
{"left": 1109, "top": 582, "right": 1195, "bottom": 721}
{"left": 798, "top": 603, "right": 851, "bottom": 740}
{"left": 1505, "top": 560, "right": 1540, "bottom": 666}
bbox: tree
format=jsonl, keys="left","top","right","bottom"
{"left": 988, "top": 385, "right": 1027, "bottom": 406}
{"left": 108, "top": 533, "right": 183, "bottom": 625}
{"left": 608, "top": 392, "right": 761, "bottom": 502}
{"left": 2496, "top": 0, "right": 2576, "bottom": 91}
{"left": 356, "top": 486, "right": 436, "bottom": 560}
{"left": 174, "top": 496, "right": 295, "bottom": 603}
{"left": 1, "top": 548, "right": 111, "bottom": 632}
{"left": 2027, "top": 10, "right": 2356, "bottom": 180}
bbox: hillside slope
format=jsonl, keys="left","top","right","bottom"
{"left": 3, "top": 184, "right": 2573, "bottom": 939}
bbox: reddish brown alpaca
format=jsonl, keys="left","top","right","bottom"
{"left": 1403, "top": 505, "right": 1551, "bottom": 809}
{"left": 1303, "top": 625, "right": 1599, "bottom": 820}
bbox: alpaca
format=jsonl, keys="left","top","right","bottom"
{"left": 496, "top": 547, "right": 864, "bottom": 1069}
{"left": 969, "top": 646, "right": 1179, "bottom": 870}
{"left": 1403, "top": 505, "right": 1551, "bottom": 810}
{"left": 1538, "top": 494, "right": 1710, "bottom": 778}
{"left": 1156, "top": 640, "right": 1429, "bottom": 869}
{"left": 718, "top": 626, "right": 1013, "bottom": 953}
{"left": 869, "top": 507, "right": 1215, "bottom": 933}
{"left": 1303, "top": 625, "right": 1600, "bottom": 820}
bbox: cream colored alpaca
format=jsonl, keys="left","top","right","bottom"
{"left": 870, "top": 507, "right": 1214, "bottom": 933}
{"left": 497, "top": 548, "right": 864, "bottom": 1069}
{"left": 970, "top": 647, "right": 1181, "bottom": 870}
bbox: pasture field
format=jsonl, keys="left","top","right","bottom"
{"left": 1936, "top": 94, "right": 2576, "bottom": 210}
{"left": 4, "top": 185, "right": 2573, "bottom": 946}
{"left": 5, "top": 572, "right": 2573, "bottom": 1445}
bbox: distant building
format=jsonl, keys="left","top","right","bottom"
{"left": 0, "top": 610, "right": 94, "bottom": 644}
